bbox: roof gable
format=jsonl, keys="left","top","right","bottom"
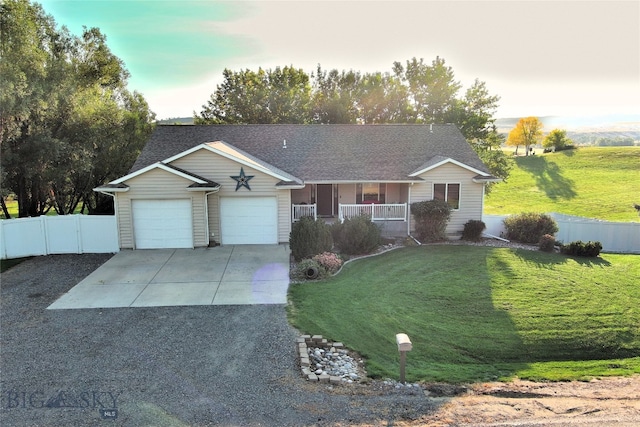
{"left": 128, "top": 124, "right": 492, "bottom": 182}
{"left": 409, "top": 156, "right": 492, "bottom": 177}
{"left": 162, "top": 141, "right": 302, "bottom": 184}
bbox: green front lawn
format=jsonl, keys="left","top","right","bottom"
{"left": 288, "top": 245, "right": 640, "bottom": 383}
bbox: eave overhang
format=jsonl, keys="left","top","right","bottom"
{"left": 93, "top": 183, "right": 130, "bottom": 193}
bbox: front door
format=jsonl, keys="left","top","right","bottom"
{"left": 317, "top": 184, "right": 333, "bottom": 217}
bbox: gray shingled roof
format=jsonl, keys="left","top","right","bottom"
{"left": 130, "top": 124, "right": 492, "bottom": 181}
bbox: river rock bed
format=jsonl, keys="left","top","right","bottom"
{"left": 297, "top": 335, "right": 367, "bottom": 383}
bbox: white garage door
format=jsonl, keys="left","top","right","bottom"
{"left": 132, "top": 199, "right": 193, "bottom": 249}
{"left": 220, "top": 197, "right": 278, "bottom": 244}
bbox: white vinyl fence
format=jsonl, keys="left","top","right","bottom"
{"left": 0, "top": 215, "right": 119, "bottom": 260}
{"left": 483, "top": 213, "right": 640, "bottom": 254}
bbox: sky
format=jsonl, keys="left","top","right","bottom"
{"left": 38, "top": 0, "right": 640, "bottom": 121}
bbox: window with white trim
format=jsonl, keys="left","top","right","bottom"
{"left": 433, "top": 183, "right": 460, "bottom": 209}
{"left": 356, "top": 183, "right": 386, "bottom": 203}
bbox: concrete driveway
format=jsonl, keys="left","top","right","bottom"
{"left": 47, "top": 245, "right": 290, "bottom": 309}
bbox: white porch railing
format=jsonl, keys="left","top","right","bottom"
{"left": 339, "top": 203, "right": 407, "bottom": 222}
{"left": 292, "top": 204, "right": 317, "bottom": 222}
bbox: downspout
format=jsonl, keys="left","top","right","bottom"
{"left": 407, "top": 182, "right": 413, "bottom": 237}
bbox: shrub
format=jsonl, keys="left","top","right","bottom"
{"left": 560, "top": 240, "right": 602, "bottom": 257}
{"left": 331, "top": 215, "right": 382, "bottom": 255}
{"left": 461, "top": 220, "right": 486, "bottom": 241}
{"left": 538, "top": 234, "right": 556, "bottom": 252}
{"left": 289, "top": 216, "right": 333, "bottom": 261}
{"left": 312, "top": 252, "right": 343, "bottom": 274}
{"left": 410, "top": 200, "right": 452, "bottom": 242}
{"left": 293, "top": 259, "right": 328, "bottom": 280}
{"left": 503, "top": 212, "right": 558, "bottom": 244}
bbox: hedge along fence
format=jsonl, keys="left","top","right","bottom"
{"left": 0, "top": 215, "right": 119, "bottom": 259}
{"left": 483, "top": 212, "right": 640, "bottom": 254}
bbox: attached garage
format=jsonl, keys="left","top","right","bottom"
{"left": 219, "top": 197, "right": 278, "bottom": 244}
{"left": 132, "top": 199, "right": 193, "bottom": 249}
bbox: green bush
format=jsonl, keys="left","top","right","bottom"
{"left": 560, "top": 240, "right": 602, "bottom": 257}
{"left": 410, "top": 200, "right": 452, "bottom": 242}
{"left": 461, "top": 220, "right": 486, "bottom": 241}
{"left": 503, "top": 212, "right": 558, "bottom": 244}
{"left": 538, "top": 234, "right": 556, "bottom": 252}
{"left": 331, "top": 215, "right": 382, "bottom": 255}
{"left": 289, "top": 216, "right": 333, "bottom": 261}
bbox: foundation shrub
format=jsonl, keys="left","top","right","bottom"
{"left": 560, "top": 240, "right": 603, "bottom": 257}
{"left": 410, "top": 200, "right": 452, "bottom": 242}
{"left": 503, "top": 212, "right": 558, "bottom": 244}
{"left": 289, "top": 216, "right": 333, "bottom": 261}
{"left": 461, "top": 220, "right": 486, "bottom": 241}
{"left": 538, "top": 234, "right": 556, "bottom": 252}
{"left": 331, "top": 215, "right": 382, "bottom": 255}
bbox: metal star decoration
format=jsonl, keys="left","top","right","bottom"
{"left": 230, "top": 167, "right": 254, "bottom": 191}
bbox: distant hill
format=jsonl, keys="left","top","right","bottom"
{"left": 495, "top": 114, "right": 640, "bottom": 145}
{"left": 156, "top": 117, "right": 194, "bottom": 125}
{"left": 496, "top": 114, "right": 640, "bottom": 132}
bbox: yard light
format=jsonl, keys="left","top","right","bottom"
{"left": 395, "top": 333, "right": 412, "bottom": 384}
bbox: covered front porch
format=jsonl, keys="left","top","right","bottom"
{"left": 291, "top": 183, "right": 410, "bottom": 237}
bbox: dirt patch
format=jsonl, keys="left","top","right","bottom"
{"left": 406, "top": 376, "right": 640, "bottom": 426}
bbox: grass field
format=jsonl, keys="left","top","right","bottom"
{"left": 485, "top": 147, "right": 640, "bottom": 221}
{"left": 288, "top": 245, "right": 640, "bottom": 383}
{"left": 1, "top": 199, "right": 83, "bottom": 217}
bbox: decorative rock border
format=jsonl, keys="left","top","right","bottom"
{"left": 296, "top": 335, "right": 362, "bottom": 383}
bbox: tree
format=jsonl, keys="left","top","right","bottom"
{"left": 395, "top": 56, "right": 461, "bottom": 123}
{"left": 450, "top": 79, "right": 501, "bottom": 141}
{"left": 195, "top": 66, "right": 311, "bottom": 124}
{"left": 543, "top": 129, "right": 573, "bottom": 152}
{"left": 194, "top": 57, "right": 508, "bottom": 183}
{"left": 310, "top": 66, "right": 360, "bottom": 124}
{"left": 355, "top": 71, "right": 411, "bottom": 124}
{"left": 1, "top": 0, "right": 62, "bottom": 217}
{"left": 0, "top": 0, "right": 154, "bottom": 217}
{"left": 506, "top": 117, "right": 544, "bottom": 156}
{"left": 470, "top": 128, "right": 512, "bottom": 194}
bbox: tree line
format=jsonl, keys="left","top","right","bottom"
{"left": 0, "top": 0, "right": 155, "bottom": 218}
{"left": 195, "top": 60, "right": 512, "bottom": 188}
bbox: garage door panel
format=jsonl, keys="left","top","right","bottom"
{"left": 220, "top": 197, "right": 277, "bottom": 244}
{"left": 133, "top": 200, "right": 193, "bottom": 249}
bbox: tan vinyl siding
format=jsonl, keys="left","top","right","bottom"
{"left": 207, "top": 194, "right": 220, "bottom": 244}
{"left": 171, "top": 149, "right": 291, "bottom": 243}
{"left": 277, "top": 190, "right": 292, "bottom": 242}
{"left": 409, "top": 163, "right": 485, "bottom": 236}
{"left": 291, "top": 186, "right": 311, "bottom": 204}
{"left": 115, "top": 168, "right": 207, "bottom": 249}
{"left": 338, "top": 184, "right": 356, "bottom": 204}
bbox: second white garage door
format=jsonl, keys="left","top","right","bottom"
{"left": 219, "top": 197, "right": 278, "bottom": 244}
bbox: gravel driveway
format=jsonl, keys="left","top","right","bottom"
{"left": 1, "top": 254, "right": 438, "bottom": 426}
